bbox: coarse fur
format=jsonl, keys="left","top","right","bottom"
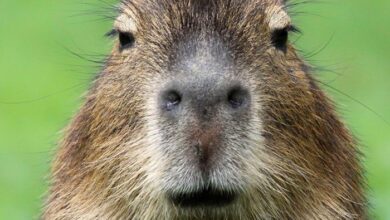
{"left": 43, "top": 0, "right": 367, "bottom": 219}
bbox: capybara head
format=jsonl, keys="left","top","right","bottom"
{"left": 43, "top": 0, "right": 366, "bottom": 219}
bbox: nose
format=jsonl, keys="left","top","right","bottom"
{"left": 159, "top": 77, "right": 250, "bottom": 118}
{"left": 191, "top": 126, "right": 222, "bottom": 170}
{"left": 158, "top": 76, "right": 250, "bottom": 167}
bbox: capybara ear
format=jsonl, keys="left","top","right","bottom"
{"left": 114, "top": 13, "right": 138, "bottom": 35}
{"left": 265, "top": 3, "right": 291, "bottom": 31}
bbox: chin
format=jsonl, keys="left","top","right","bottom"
{"left": 157, "top": 157, "right": 253, "bottom": 219}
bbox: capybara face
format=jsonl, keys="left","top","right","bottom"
{"left": 105, "top": 0, "right": 308, "bottom": 214}
{"left": 43, "top": 0, "right": 365, "bottom": 219}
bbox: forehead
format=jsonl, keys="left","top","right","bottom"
{"left": 120, "top": 0, "right": 281, "bottom": 13}
{"left": 117, "top": 0, "right": 290, "bottom": 33}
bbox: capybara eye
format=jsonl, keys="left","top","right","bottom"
{"left": 271, "top": 25, "right": 299, "bottom": 51}
{"left": 119, "top": 31, "right": 135, "bottom": 50}
{"left": 271, "top": 28, "right": 288, "bottom": 50}
{"left": 162, "top": 90, "right": 182, "bottom": 111}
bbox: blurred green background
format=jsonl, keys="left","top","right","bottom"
{"left": 0, "top": 0, "right": 389, "bottom": 219}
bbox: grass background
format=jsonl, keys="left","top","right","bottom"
{"left": 0, "top": 0, "right": 389, "bottom": 219}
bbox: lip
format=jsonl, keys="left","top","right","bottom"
{"left": 168, "top": 187, "right": 237, "bottom": 207}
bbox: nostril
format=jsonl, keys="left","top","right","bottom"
{"left": 162, "top": 90, "right": 182, "bottom": 111}
{"left": 227, "top": 87, "right": 248, "bottom": 109}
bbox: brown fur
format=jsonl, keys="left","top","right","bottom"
{"left": 43, "top": 0, "right": 366, "bottom": 219}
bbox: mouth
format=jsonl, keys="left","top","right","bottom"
{"left": 168, "top": 187, "right": 237, "bottom": 207}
